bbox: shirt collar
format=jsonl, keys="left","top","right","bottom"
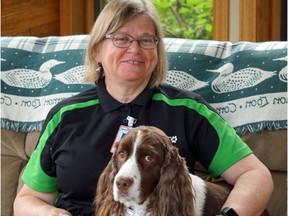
{"left": 98, "top": 78, "right": 155, "bottom": 113}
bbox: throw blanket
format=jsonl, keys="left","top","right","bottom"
{"left": 1, "top": 35, "right": 93, "bottom": 131}
{"left": 1, "top": 36, "right": 287, "bottom": 135}
{"left": 164, "top": 38, "right": 287, "bottom": 135}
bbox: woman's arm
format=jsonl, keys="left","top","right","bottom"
{"left": 14, "top": 184, "right": 72, "bottom": 216}
{"left": 220, "top": 154, "right": 273, "bottom": 216}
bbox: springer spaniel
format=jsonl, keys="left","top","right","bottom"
{"left": 95, "top": 126, "right": 266, "bottom": 216}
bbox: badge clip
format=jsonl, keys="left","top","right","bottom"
{"left": 126, "top": 116, "right": 137, "bottom": 127}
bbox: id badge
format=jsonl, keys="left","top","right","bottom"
{"left": 110, "top": 125, "right": 131, "bottom": 153}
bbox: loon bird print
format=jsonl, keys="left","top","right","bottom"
{"left": 1, "top": 59, "right": 65, "bottom": 89}
{"left": 165, "top": 70, "right": 208, "bottom": 91}
{"left": 207, "top": 63, "right": 276, "bottom": 93}
{"left": 54, "top": 65, "right": 91, "bottom": 84}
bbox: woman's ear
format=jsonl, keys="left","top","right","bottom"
{"left": 93, "top": 42, "right": 104, "bottom": 62}
{"left": 92, "top": 45, "right": 100, "bottom": 61}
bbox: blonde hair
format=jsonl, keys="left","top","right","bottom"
{"left": 84, "top": 0, "right": 168, "bottom": 87}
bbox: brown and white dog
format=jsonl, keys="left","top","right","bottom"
{"left": 95, "top": 126, "right": 265, "bottom": 216}
{"left": 95, "top": 126, "right": 269, "bottom": 216}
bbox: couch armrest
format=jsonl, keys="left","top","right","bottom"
{"left": 1, "top": 129, "right": 40, "bottom": 216}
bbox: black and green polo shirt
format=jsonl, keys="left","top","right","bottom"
{"left": 22, "top": 78, "right": 252, "bottom": 215}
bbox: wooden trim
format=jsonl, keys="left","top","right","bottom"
{"left": 240, "top": 0, "right": 281, "bottom": 41}
{"left": 239, "top": 0, "right": 257, "bottom": 41}
{"left": 60, "top": 0, "right": 74, "bottom": 35}
{"left": 60, "top": 0, "right": 94, "bottom": 36}
{"left": 213, "top": 0, "right": 229, "bottom": 41}
{"left": 256, "top": 0, "right": 271, "bottom": 41}
{"left": 2, "top": 0, "right": 60, "bottom": 36}
{"left": 271, "top": 0, "right": 281, "bottom": 40}
{"left": 85, "top": 0, "right": 95, "bottom": 33}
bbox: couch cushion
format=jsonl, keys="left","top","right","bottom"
{"left": 1, "top": 156, "right": 26, "bottom": 216}
{"left": 266, "top": 171, "right": 287, "bottom": 216}
{"left": 1, "top": 129, "right": 28, "bottom": 159}
{"left": 25, "top": 131, "right": 41, "bottom": 156}
{"left": 241, "top": 129, "right": 287, "bottom": 171}
{"left": 1, "top": 129, "right": 30, "bottom": 216}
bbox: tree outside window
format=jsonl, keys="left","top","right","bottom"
{"left": 152, "top": 0, "right": 213, "bottom": 39}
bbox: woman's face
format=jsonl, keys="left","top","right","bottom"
{"left": 94, "top": 15, "right": 158, "bottom": 86}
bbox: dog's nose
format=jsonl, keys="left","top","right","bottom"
{"left": 116, "top": 177, "right": 133, "bottom": 191}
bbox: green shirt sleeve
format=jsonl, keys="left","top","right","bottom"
{"left": 22, "top": 141, "right": 58, "bottom": 192}
{"left": 208, "top": 121, "right": 253, "bottom": 178}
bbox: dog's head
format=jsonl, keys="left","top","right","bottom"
{"left": 113, "top": 126, "right": 169, "bottom": 207}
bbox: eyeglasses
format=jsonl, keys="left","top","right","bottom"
{"left": 105, "top": 33, "right": 160, "bottom": 50}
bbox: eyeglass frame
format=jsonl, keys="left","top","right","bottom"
{"left": 104, "top": 33, "right": 160, "bottom": 50}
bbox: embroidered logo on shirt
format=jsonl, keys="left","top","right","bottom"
{"left": 169, "top": 136, "right": 178, "bottom": 143}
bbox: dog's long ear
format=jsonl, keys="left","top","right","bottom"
{"left": 152, "top": 142, "right": 196, "bottom": 216}
{"left": 95, "top": 143, "right": 123, "bottom": 216}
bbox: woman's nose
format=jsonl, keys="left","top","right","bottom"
{"left": 127, "top": 40, "right": 142, "bottom": 53}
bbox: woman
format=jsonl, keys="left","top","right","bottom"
{"left": 14, "top": 0, "right": 273, "bottom": 215}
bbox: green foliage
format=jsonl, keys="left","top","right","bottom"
{"left": 152, "top": 0, "right": 213, "bottom": 39}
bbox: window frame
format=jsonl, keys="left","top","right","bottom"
{"left": 213, "top": 0, "right": 282, "bottom": 42}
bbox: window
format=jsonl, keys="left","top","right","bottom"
{"left": 152, "top": 0, "right": 213, "bottom": 39}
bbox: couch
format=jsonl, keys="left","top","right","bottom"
{"left": 1, "top": 35, "right": 287, "bottom": 216}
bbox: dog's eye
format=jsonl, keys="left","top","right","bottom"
{"left": 144, "top": 155, "right": 153, "bottom": 162}
{"left": 118, "top": 151, "right": 126, "bottom": 159}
